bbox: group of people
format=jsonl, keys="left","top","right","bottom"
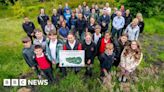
{"left": 22, "top": 2, "right": 144, "bottom": 84}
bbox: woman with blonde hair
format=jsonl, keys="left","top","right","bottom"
{"left": 118, "top": 40, "right": 143, "bottom": 82}
{"left": 136, "top": 13, "right": 144, "bottom": 33}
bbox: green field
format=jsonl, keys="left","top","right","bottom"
{"left": 0, "top": 0, "right": 164, "bottom": 92}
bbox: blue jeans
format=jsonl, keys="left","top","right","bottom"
{"left": 112, "top": 27, "right": 123, "bottom": 38}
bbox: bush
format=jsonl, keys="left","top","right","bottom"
{"left": 124, "top": 0, "right": 164, "bottom": 17}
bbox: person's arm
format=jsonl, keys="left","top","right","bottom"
{"left": 45, "top": 41, "right": 53, "bottom": 62}
{"left": 135, "top": 28, "right": 140, "bottom": 40}
{"left": 112, "top": 17, "right": 117, "bottom": 29}
{"left": 22, "top": 53, "right": 34, "bottom": 67}
{"left": 37, "top": 16, "right": 41, "bottom": 25}
{"left": 119, "top": 17, "right": 125, "bottom": 29}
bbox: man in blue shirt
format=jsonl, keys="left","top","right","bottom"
{"left": 112, "top": 11, "right": 125, "bottom": 38}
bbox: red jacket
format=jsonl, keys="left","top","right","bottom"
{"left": 99, "top": 38, "right": 111, "bottom": 54}
{"left": 63, "top": 40, "right": 82, "bottom": 50}
{"left": 35, "top": 54, "right": 51, "bottom": 70}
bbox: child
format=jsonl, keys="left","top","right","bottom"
{"left": 62, "top": 33, "right": 82, "bottom": 76}
{"left": 37, "top": 8, "right": 49, "bottom": 35}
{"left": 33, "top": 29, "right": 47, "bottom": 50}
{"left": 99, "top": 43, "right": 115, "bottom": 78}
{"left": 119, "top": 40, "right": 143, "bottom": 82}
{"left": 45, "top": 20, "right": 56, "bottom": 35}
{"left": 22, "top": 17, "right": 35, "bottom": 42}
{"left": 34, "top": 45, "right": 55, "bottom": 83}
{"left": 82, "top": 32, "right": 97, "bottom": 77}
{"left": 22, "top": 37, "right": 41, "bottom": 79}
{"left": 113, "top": 34, "right": 128, "bottom": 67}
{"left": 93, "top": 25, "right": 102, "bottom": 45}
{"left": 46, "top": 31, "right": 63, "bottom": 69}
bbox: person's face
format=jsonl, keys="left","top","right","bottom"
{"left": 35, "top": 32, "right": 43, "bottom": 39}
{"left": 106, "top": 48, "right": 113, "bottom": 55}
{"left": 90, "top": 18, "right": 95, "bottom": 24}
{"left": 24, "top": 17, "right": 29, "bottom": 23}
{"left": 131, "top": 41, "right": 138, "bottom": 50}
{"left": 120, "top": 36, "right": 128, "bottom": 43}
{"left": 126, "top": 10, "right": 130, "bottom": 15}
{"left": 62, "top": 22, "right": 66, "bottom": 27}
{"left": 105, "top": 33, "right": 111, "bottom": 40}
{"left": 47, "top": 21, "right": 51, "bottom": 25}
{"left": 65, "top": 3, "right": 68, "bottom": 7}
{"left": 49, "top": 34, "right": 57, "bottom": 41}
{"left": 95, "top": 29, "right": 100, "bottom": 34}
{"left": 23, "top": 41, "right": 31, "bottom": 48}
{"left": 92, "top": 9, "right": 95, "bottom": 13}
{"left": 85, "top": 35, "right": 92, "bottom": 43}
{"left": 34, "top": 48, "right": 43, "bottom": 56}
{"left": 53, "top": 9, "right": 57, "bottom": 14}
{"left": 68, "top": 35, "right": 75, "bottom": 43}
{"left": 40, "top": 9, "right": 45, "bottom": 14}
{"left": 117, "top": 11, "right": 122, "bottom": 17}
{"left": 131, "top": 20, "right": 138, "bottom": 27}
{"left": 83, "top": 2, "right": 86, "bottom": 6}
{"left": 78, "top": 14, "right": 82, "bottom": 19}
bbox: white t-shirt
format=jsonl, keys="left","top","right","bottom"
{"left": 69, "top": 40, "right": 76, "bottom": 49}
{"left": 94, "top": 33, "right": 101, "bottom": 45}
{"left": 49, "top": 40, "right": 57, "bottom": 61}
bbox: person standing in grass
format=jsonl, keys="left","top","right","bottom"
{"left": 61, "top": 33, "right": 82, "bottom": 76}
{"left": 45, "top": 20, "right": 56, "bottom": 35}
{"left": 98, "top": 8, "right": 110, "bottom": 35}
{"left": 58, "top": 21, "right": 70, "bottom": 43}
{"left": 37, "top": 8, "right": 49, "bottom": 35}
{"left": 82, "top": 32, "right": 97, "bottom": 77}
{"left": 22, "top": 37, "right": 41, "bottom": 79}
{"left": 136, "top": 13, "right": 144, "bottom": 33}
{"left": 34, "top": 45, "right": 55, "bottom": 83}
{"left": 113, "top": 34, "right": 128, "bottom": 67}
{"left": 86, "top": 17, "right": 97, "bottom": 34}
{"left": 112, "top": 11, "right": 125, "bottom": 38}
{"left": 99, "top": 43, "right": 115, "bottom": 78}
{"left": 123, "top": 9, "right": 132, "bottom": 29}
{"left": 51, "top": 9, "right": 59, "bottom": 29}
{"left": 76, "top": 13, "right": 87, "bottom": 41}
{"left": 118, "top": 40, "right": 143, "bottom": 82}
{"left": 97, "top": 32, "right": 112, "bottom": 55}
{"left": 46, "top": 31, "right": 63, "bottom": 70}
{"left": 22, "top": 16, "right": 35, "bottom": 42}
{"left": 33, "top": 29, "right": 47, "bottom": 51}
{"left": 124, "top": 18, "right": 140, "bottom": 41}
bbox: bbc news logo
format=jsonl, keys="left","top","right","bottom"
{"left": 3, "top": 79, "right": 48, "bottom": 86}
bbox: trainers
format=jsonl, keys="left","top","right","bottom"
{"left": 122, "top": 76, "right": 127, "bottom": 82}
{"left": 118, "top": 76, "right": 122, "bottom": 82}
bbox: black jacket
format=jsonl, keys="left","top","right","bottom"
{"left": 76, "top": 19, "right": 87, "bottom": 33}
{"left": 98, "top": 15, "right": 110, "bottom": 31}
{"left": 51, "top": 14, "right": 59, "bottom": 27}
{"left": 82, "top": 41, "right": 97, "bottom": 64}
{"left": 99, "top": 52, "right": 115, "bottom": 69}
{"left": 138, "top": 21, "right": 144, "bottom": 33}
{"left": 37, "top": 14, "right": 49, "bottom": 26}
{"left": 87, "top": 23, "right": 96, "bottom": 34}
{"left": 22, "top": 22, "right": 35, "bottom": 36}
{"left": 124, "top": 14, "right": 132, "bottom": 29}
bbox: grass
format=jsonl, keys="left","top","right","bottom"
{"left": 0, "top": 1, "right": 164, "bottom": 92}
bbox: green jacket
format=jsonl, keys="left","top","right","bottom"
{"left": 45, "top": 40, "right": 63, "bottom": 63}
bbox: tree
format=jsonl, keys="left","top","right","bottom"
{"left": 124, "top": 0, "right": 164, "bottom": 17}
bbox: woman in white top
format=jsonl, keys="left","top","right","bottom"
{"left": 119, "top": 40, "right": 143, "bottom": 82}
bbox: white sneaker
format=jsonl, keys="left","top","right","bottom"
{"left": 118, "top": 76, "right": 122, "bottom": 82}
{"left": 122, "top": 76, "right": 127, "bottom": 82}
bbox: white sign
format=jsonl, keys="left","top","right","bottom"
{"left": 59, "top": 50, "right": 85, "bottom": 67}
